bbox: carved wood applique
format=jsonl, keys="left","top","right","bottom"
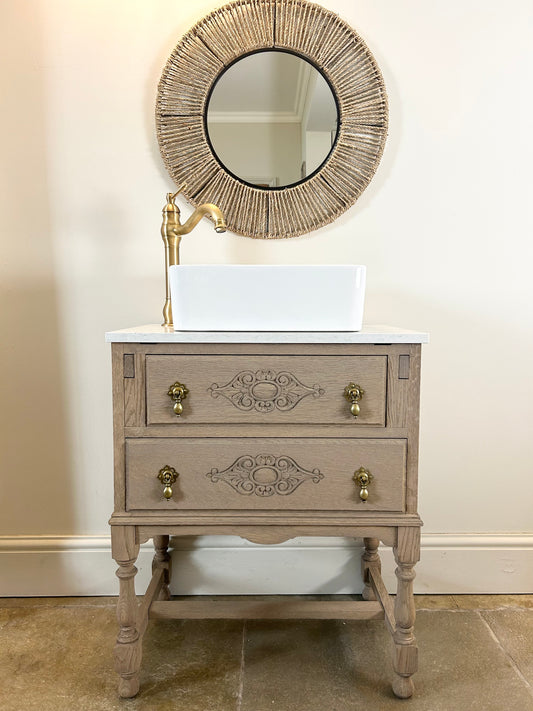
{"left": 207, "top": 454, "right": 324, "bottom": 497}
{"left": 208, "top": 370, "right": 325, "bottom": 413}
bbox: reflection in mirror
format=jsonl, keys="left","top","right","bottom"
{"left": 206, "top": 51, "right": 338, "bottom": 189}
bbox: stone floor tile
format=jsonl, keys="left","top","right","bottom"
{"left": 240, "top": 618, "right": 365, "bottom": 711}
{"left": 414, "top": 594, "right": 459, "bottom": 610}
{"left": 240, "top": 611, "right": 533, "bottom": 711}
{"left": 2, "top": 600, "right": 533, "bottom": 711}
{"left": 0, "top": 606, "right": 242, "bottom": 711}
{"left": 453, "top": 594, "right": 533, "bottom": 610}
{"left": 0, "top": 596, "right": 117, "bottom": 608}
{"left": 482, "top": 608, "right": 533, "bottom": 687}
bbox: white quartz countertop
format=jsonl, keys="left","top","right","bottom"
{"left": 105, "top": 324, "right": 429, "bottom": 344}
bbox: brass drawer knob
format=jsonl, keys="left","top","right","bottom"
{"left": 157, "top": 465, "right": 179, "bottom": 499}
{"left": 353, "top": 466, "right": 373, "bottom": 502}
{"left": 344, "top": 382, "right": 364, "bottom": 418}
{"left": 167, "top": 381, "right": 189, "bottom": 416}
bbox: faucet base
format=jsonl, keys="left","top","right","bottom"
{"left": 162, "top": 299, "right": 173, "bottom": 329}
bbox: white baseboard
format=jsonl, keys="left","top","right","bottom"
{"left": 0, "top": 534, "right": 532, "bottom": 597}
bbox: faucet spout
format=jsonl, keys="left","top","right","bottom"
{"left": 178, "top": 203, "right": 227, "bottom": 236}
{"left": 161, "top": 189, "right": 226, "bottom": 328}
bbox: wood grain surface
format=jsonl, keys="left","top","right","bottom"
{"left": 125, "top": 437, "right": 406, "bottom": 512}
{"left": 110, "top": 339, "right": 424, "bottom": 699}
{"left": 145, "top": 354, "right": 387, "bottom": 425}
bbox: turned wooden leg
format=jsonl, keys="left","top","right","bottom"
{"left": 361, "top": 537, "right": 380, "bottom": 601}
{"left": 152, "top": 535, "right": 171, "bottom": 601}
{"left": 391, "top": 527, "right": 420, "bottom": 699}
{"left": 112, "top": 526, "right": 141, "bottom": 698}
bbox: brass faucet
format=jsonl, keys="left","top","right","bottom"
{"left": 161, "top": 183, "right": 226, "bottom": 327}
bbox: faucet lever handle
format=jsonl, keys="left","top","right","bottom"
{"left": 170, "top": 182, "right": 188, "bottom": 202}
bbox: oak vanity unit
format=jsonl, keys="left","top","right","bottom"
{"left": 106, "top": 325, "right": 428, "bottom": 699}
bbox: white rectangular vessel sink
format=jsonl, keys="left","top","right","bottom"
{"left": 169, "top": 265, "right": 366, "bottom": 331}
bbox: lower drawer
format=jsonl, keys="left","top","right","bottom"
{"left": 125, "top": 438, "right": 406, "bottom": 512}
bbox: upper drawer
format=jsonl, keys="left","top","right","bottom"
{"left": 145, "top": 355, "right": 387, "bottom": 425}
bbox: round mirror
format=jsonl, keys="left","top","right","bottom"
{"left": 156, "top": 0, "right": 388, "bottom": 239}
{"left": 206, "top": 50, "right": 338, "bottom": 189}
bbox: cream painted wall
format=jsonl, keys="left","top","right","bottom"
{"left": 1, "top": 0, "right": 533, "bottom": 592}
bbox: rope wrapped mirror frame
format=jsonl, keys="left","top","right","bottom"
{"left": 156, "top": 0, "right": 388, "bottom": 239}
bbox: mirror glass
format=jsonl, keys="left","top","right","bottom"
{"left": 206, "top": 51, "right": 338, "bottom": 188}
